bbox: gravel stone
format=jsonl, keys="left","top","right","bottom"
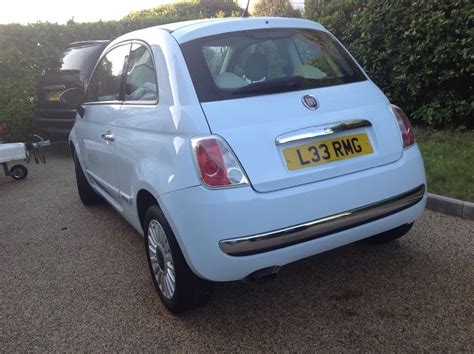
{"left": 1, "top": 149, "right": 473, "bottom": 351}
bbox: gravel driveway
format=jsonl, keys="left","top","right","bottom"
{"left": 1, "top": 147, "right": 473, "bottom": 351}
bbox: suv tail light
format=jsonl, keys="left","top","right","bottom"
{"left": 390, "top": 104, "right": 415, "bottom": 148}
{"left": 191, "top": 136, "right": 249, "bottom": 188}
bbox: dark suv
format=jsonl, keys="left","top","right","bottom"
{"left": 34, "top": 40, "right": 109, "bottom": 135}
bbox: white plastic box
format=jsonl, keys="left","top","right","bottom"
{"left": 0, "top": 143, "right": 27, "bottom": 163}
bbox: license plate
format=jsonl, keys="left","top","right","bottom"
{"left": 48, "top": 91, "right": 61, "bottom": 102}
{"left": 283, "top": 133, "right": 373, "bottom": 171}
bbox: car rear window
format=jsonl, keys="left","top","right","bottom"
{"left": 181, "top": 28, "right": 366, "bottom": 102}
{"left": 50, "top": 44, "right": 104, "bottom": 74}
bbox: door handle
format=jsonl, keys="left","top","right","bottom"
{"left": 101, "top": 132, "right": 115, "bottom": 142}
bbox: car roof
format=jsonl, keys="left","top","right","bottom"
{"left": 157, "top": 18, "right": 224, "bottom": 33}
{"left": 67, "top": 40, "right": 110, "bottom": 48}
{"left": 164, "top": 17, "right": 326, "bottom": 43}
{"left": 114, "top": 17, "right": 326, "bottom": 46}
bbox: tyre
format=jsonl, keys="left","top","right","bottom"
{"left": 10, "top": 164, "right": 28, "bottom": 180}
{"left": 73, "top": 151, "right": 102, "bottom": 205}
{"left": 365, "top": 223, "right": 414, "bottom": 244}
{"left": 144, "top": 205, "right": 213, "bottom": 313}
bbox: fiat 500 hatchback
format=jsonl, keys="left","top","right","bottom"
{"left": 67, "top": 18, "right": 427, "bottom": 313}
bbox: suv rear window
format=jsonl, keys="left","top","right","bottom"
{"left": 50, "top": 43, "right": 105, "bottom": 74}
{"left": 181, "top": 29, "right": 366, "bottom": 102}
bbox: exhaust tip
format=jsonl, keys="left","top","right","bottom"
{"left": 246, "top": 266, "right": 280, "bottom": 284}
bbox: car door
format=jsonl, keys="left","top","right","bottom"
{"left": 75, "top": 43, "right": 131, "bottom": 206}
{"left": 113, "top": 42, "right": 160, "bottom": 210}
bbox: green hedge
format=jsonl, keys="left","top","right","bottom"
{"left": 305, "top": 0, "right": 473, "bottom": 129}
{"left": 252, "top": 0, "right": 302, "bottom": 17}
{"left": 0, "top": 21, "right": 118, "bottom": 141}
{"left": 1, "top": 0, "right": 471, "bottom": 142}
{"left": 0, "top": 1, "right": 241, "bottom": 142}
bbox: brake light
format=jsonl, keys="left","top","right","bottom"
{"left": 192, "top": 136, "right": 249, "bottom": 188}
{"left": 390, "top": 104, "right": 415, "bottom": 147}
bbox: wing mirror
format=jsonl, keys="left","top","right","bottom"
{"left": 60, "top": 88, "right": 86, "bottom": 117}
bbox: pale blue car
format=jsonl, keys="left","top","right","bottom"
{"left": 68, "top": 17, "right": 427, "bottom": 313}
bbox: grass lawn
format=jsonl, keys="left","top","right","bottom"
{"left": 415, "top": 127, "right": 473, "bottom": 202}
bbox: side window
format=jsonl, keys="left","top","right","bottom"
{"left": 125, "top": 43, "right": 158, "bottom": 102}
{"left": 86, "top": 44, "right": 130, "bottom": 102}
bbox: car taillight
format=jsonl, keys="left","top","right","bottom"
{"left": 191, "top": 136, "right": 249, "bottom": 188}
{"left": 390, "top": 104, "right": 415, "bottom": 148}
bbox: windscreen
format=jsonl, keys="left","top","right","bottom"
{"left": 181, "top": 28, "right": 366, "bottom": 102}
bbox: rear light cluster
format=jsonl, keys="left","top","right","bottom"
{"left": 191, "top": 136, "right": 249, "bottom": 188}
{"left": 390, "top": 104, "right": 416, "bottom": 148}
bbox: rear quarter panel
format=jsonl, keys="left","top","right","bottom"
{"left": 113, "top": 30, "right": 210, "bottom": 231}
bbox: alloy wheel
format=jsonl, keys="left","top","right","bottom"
{"left": 147, "top": 219, "right": 176, "bottom": 299}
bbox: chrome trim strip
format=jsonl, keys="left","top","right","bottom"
{"left": 275, "top": 119, "right": 372, "bottom": 145}
{"left": 86, "top": 169, "right": 119, "bottom": 200}
{"left": 219, "top": 184, "right": 425, "bottom": 256}
{"left": 119, "top": 191, "right": 133, "bottom": 205}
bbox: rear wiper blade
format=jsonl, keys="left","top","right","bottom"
{"left": 233, "top": 76, "right": 307, "bottom": 95}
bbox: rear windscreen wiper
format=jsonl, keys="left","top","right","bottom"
{"left": 233, "top": 76, "right": 320, "bottom": 95}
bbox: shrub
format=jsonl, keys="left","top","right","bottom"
{"left": 252, "top": 0, "right": 302, "bottom": 17}
{"left": 305, "top": 0, "right": 473, "bottom": 129}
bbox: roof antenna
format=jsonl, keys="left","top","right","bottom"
{"left": 242, "top": 0, "right": 250, "bottom": 18}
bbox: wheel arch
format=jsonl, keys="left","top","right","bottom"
{"left": 136, "top": 189, "right": 160, "bottom": 232}
{"left": 135, "top": 187, "right": 198, "bottom": 277}
{"left": 69, "top": 140, "right": 76, "bottom": 159}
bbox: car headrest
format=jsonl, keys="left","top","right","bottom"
{"left": 244, "top": 52, "right": 268, "bottom": 82}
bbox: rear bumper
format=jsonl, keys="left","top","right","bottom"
{"left": 219, "top": 184, "right": 425, "bottom": 256}
{"left": 159, "top": 145, "right": 427, "bottom": 282}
